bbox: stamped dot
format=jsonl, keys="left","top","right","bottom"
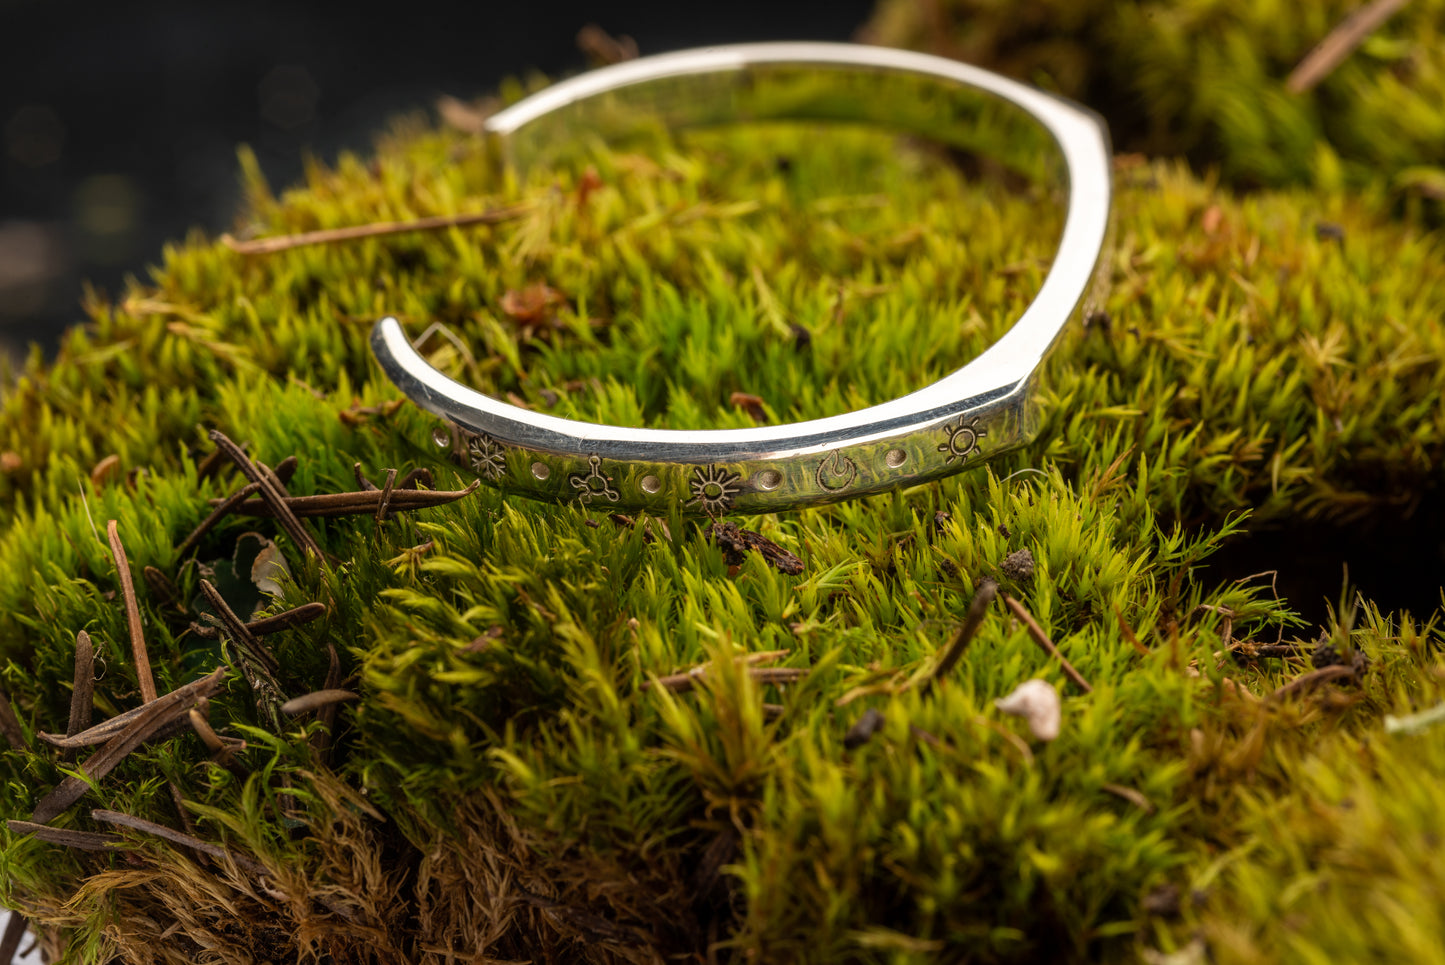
{"left": 431, "top": 426, "right": 452, "bottom": 449}
{"left": 640, "top": 474, "right": 662, "bottom": 494}
{"left": 885, "top": 448, "right": 908, "bottom": 469}
{"left": 531, "top": 462, "right": 551, "bottom": 480}
{"left": 754, "top": 469, "right": 783, "bottom": 491}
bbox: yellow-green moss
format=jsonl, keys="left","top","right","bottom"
{"left": 0, "top": 89, "right": 1441, "bottom": 964}
{"left": 862, "top": 0, "right": 1445, "bottom": 200}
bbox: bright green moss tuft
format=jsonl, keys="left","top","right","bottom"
{"left": 862, "top": 0, "right": 1445, "bottom": 200}
{"left": 0, "top": 92, "right": 1441, "bottom": 964}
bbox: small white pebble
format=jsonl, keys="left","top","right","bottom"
{"left": 994, "top": 678, "right": 1062, "bottom": 741}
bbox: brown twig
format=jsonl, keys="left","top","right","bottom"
{"left": 207, "top": 430, "right": 322, "bottom": 557}
{"left": 1286, "top": 0, "right": 1411, "bottom": 94}
{"left": 6, "top": 820, "right": 124, "bottom": 852}
{"left": 0, "top": 689, "right": 25, "bottom": 751}
{"left": 375, "top": 468, "right": 398, "bottom": 522}
{"left": 352, "top": 462, "right": 379, "bottom": 492}
{"left": 926, "top": 579, "right": 997, "bottom": 693}
{"left": 281, "top": 689, "right": 359, "bottom": 716}
{"left": 197, "top": 579, "right": 280, "bottom": 678}
{"left": 91, "top": 808, "right": 267, "bottom": 875}
{"left": 272, "top": 455, "right": 298, "bottom": 486}
{"left": 311, "top": 643, "right": 345, "bottom": 761}
{"left": 67, "top": 631, "right": 95, "bottom": 739}
{"left": 1229, "top": 641, "right": 1312, "bottom": 661}
{"left": 1115, "top": 605, "right": 1151, "bottom": 656}
{"left": 187, "top": 704, "right": 248, "bottom": 779}
{"left": 1001, "top": 593, "right": 1094, "bottom": 694}
{"left": 1271, "top": 664, "right": 1357, "bottom": 700}
{"left": 215, "top": 479, "right": 479, "bottom": 519}
{"left": 39, "top": 670, "right": 231, "bottom": 750}
{"left": 142, "top": 565, "right": 184, "bottom": 612}
{"left": 0, "top": 910, "right": 27, "bottom": 964}
{"left": 169, "top": 781, "right": 198, "bottom": 837}
{"left": 189, "top": 601, "right": 327, "bottom": 640}
{"left": 107, "top": 520, "right": 157, "bottom": 703}
{"left": 31, "top": 667, "right": 226, "bottom": 824}
{"left": 646, "top": 651, "right": 798, "bottom": 694}
{"left": 221, "top": 204, "right": 531, "bottom": 255}
{"left": 176, "top": 481, "right": 260, "bottom": 558}
{"left": 1101, "top": 783, "right": 1155, "bottom": 814}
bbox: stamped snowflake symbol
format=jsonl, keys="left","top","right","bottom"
{"left": 687, "top": 464, "right": 743, "bottom": 515}
{"left": 569, "top": 454, "right": 620, "bottom": 505}
{"left": 937, "top": 418, "right": 987, "bottom": 464}
{"left": 466, "top": 432, "right": 507, "bottom": 481}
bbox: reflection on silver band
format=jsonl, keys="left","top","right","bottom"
{"left": 372, "top": 42, "right": 1112, "bottom": 514}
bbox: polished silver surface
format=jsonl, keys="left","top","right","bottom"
{"left": 371, "top": 41, "right": 1112, "bottom": 514}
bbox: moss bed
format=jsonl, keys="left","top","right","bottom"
{"left": 2, "top": 27, "right": 1444, "bottom": 965}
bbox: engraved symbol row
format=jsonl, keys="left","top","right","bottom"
{"left": 444, "top": 417, "right": 986, "bottom": 511}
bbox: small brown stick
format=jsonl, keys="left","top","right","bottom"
{"left": 971, "top": 714, "right": 1034, "bottom": 764}
{"left": 272, "top": 455, "right": 298, "bottom": 486}
{"left": 190, "top": 601, "right": 327, "bottom": 640}
{"left": 107, "top": 520, "right": 157, "bottom": 703}
{"left": 1115, "top": 607, "right": 1151, "bottom": 656}
{"left": 207, "top": 430, "right": 321, "bottom": 558}
{"left": 0, "top": 909, "right": 27, "bottom": 963}
{"left": 169, "top": 782, "right": 198, "bottom": 837}
{"left": 6, "top": 820, "right": 123, "bottom": 851}
{"left": 375, "top": 468, "right": 398, "bottom": 522}
{"left": 926, "top": 579, "right": 997, "bottom": 693}
{"left": 281, "top": 689, "right": 359, "bottom": 716}
{"left": 214, "top": 480, "right": 479, "bottom": 519}
{"left": 186, "top": 705, "right": 226, "bottom": 754}
{"left": 195, "top": 441, "right": 244, "bottom": 481}
{"left": 1001, "top": 593, "right": 1094, "bottom": 694}
{"left": 31, "top": 667, "right": 226, "bottom": 824}
{"left": 1271, "top": 664, "right": 1357, "bottom": 700}
{"left": 650, "top": 666, "right": 807, "bottom": 694}
{"left": 396, "top": 467, "right": 435, "bottom": 490}
{"left": 187, "top": 704, "right": 248, "bottom": 779}
{"left": 176, "top": 481, "right": 260, "bottom": 558}
{"left": 67, "top": 631, "right": 95, "bottom": 738}
{"left": 258, "top": 460, "right": 291, "bottom": 497}
{"left": 1101, "top": 783, "right": 1155, "bottom": 814}
{"left": 91, "top": 809, "right": 267, "bottom": 875}
{"left": 221, "top": 204, "right": 531, "bottom": 255}
{"left": 352, "top": 462, "right": 379, "bottom": 492}
{"left": 40, "top": 671, "right": 232, "bottom": 750}
{"left": 646, "top": 651, "right": 798, "bottom": 694}
{"left": 1228, "top": 641, "right": 1311, "bottom": 660}
{"left": 311, "top": 643, "right": 345, "bottom": 760}
{"left": 197, "top": 579, "right": 279, "bottom": 678}
{"left": 142, "top": 566, "right": 184, "bottom": 612}
{"left": 1286, "top": 0, "right": 1410, "bottom": 94}
{"left": 0, "top": 689, "right": 25, "bottom": 751}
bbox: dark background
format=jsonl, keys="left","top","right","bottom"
{"left": 0, "top": 0, "right": 874, "bottom": 357}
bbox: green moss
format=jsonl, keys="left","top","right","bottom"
{"left": 861, "top": 0, "right": 1445, "bottom": 200}
{"left": 0, "top": 95, "right": 1441, "bottom": 963}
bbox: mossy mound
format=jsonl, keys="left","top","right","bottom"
{"left": 861, "top": 0, "right": 1445, "bottom": 199}
{"left": 0, "top": 93, "right": 1443, "bottom": 963}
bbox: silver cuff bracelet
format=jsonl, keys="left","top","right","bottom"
{"left": 371, "top": 42, "right": 1113, "bottom": 515}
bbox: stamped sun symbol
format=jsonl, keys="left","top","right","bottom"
{"left": 937, "top": 418, "right": 987, "bottom": 464}
{"left": 687, "top": 465, "right": 742, "bottom": 515}
{"left": 466, "top": 432, "right": 507, "bottom": 481}
{"left": 569, "top": 454, "right": 620, "bottom": 505}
